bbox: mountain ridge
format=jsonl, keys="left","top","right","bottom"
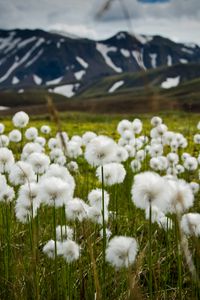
{"left": 0, "top": 28, "right": 200, "bottom": 98}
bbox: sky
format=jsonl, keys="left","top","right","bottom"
{"left": 0, "top": 0, "right": 200, "bottom": 44}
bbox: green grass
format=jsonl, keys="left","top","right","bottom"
{"left": 0, "top": 111, "right": 200, "bottom": 299}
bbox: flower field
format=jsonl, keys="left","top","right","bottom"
{"left": 0, "top": 111, "right": 200, "bottom": 300}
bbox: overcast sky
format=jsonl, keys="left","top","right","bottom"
{"left": 0, "top": 0, "right": 200, "bottom": 44}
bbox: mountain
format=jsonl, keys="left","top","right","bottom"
{"left": 0, "top": 28, "right": 200, "bottom": 99}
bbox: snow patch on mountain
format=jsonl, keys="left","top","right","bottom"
{"left": 33, "top": 74, "right": 42, "bottom": 85}
{"left": 184, "top": 43, "right": 197, "bottom": 49}
{"left": 0, "top": 31, "right": 15, "bottom": 51}
{"left": 167, "top": 55, "right": 172, "bottom": 66}
{"left": 18, "top": 37, "right": 37, "bottom": 49}
{"left": 181, "top": 47, "right": 194, "bottom": 55}
{"left": 161, "top": 76, "right": 180, "bottom": 89}
{"left": 96, "top": 43, "right": 122, "bottom": 73}
{"left": 25, "top": 49, "right": 44, "bottom": 68}
{"left": 0, "top": 106, "right": 9, "bottom": 111}
{"left": 50, "top": 84, "right": 79, "bottom": 98}
{"left": 76, "top": 56, "right": 88, "bottom": 68}
{"left": 120, "top": 49, "right": 130, "bottom": 58}
{"left": 46, "top": 77, "right": 63, "bottom": 86}
{"left": 150, "top": 53, "right": 157, "bottom": 68}
{"left": 0, "top": 38, "right": 45, "bottom": 83}
{"left": 180, "top": 58, "right": 188, "bottom": 64}
{"left": 134, "top": 34, "right": 153, "bottom": 44}
{"left": 12, "top": 76, "right": 20, "bottom": 85}
{"left": 116, "top": 33, "right": 126, "bottom": 40}
{"left": 4, "top": 38, "right": 21, "bottom": 54}
{"left": 74, "top": 70, "right": 86, "bottom": 80}
{"left": 132, "top": 50, "right": 146, "bottom": 70}
{"left": 109, "top": 80, "right": 124, "bottom": 93}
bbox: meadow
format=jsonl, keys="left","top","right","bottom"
{"left": 0, "top": 110, "right": 200, "bottom": 300}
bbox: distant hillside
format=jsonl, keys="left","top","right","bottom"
{"left": 0, "top": 28, "right": 200, "bottom": 115}
{"left": 0, "top": 28, "right": 200, "bottom": 97}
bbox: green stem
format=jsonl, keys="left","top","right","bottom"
{"left": 149, "top": 203, "right": 153, "bottom": 300}
{"left": 53, "top": 203, "right": 58, "bottom": 299}
{"left": 101, "top": 166, "right": 106, "bottom": 300}
{"left": 175, "top": 216, "right": 182, "bottom": 300}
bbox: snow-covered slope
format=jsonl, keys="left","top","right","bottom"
{"left": 0, "top": 29, "right": 200, "bottom": 96}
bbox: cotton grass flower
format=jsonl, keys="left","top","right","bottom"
{"left": 151, "top": 116, "right": 162, "bottom": 127}
{"left": 28, "top": 152, "right": 50, "bottom": 175}
{"left": 130, "top": 159, "right": 141, "bottom": 173}
{"left": 0, "top": 123, "right": 5, "bottom": 134}
{"left": 48, "top": 138, "right": 59, "bottom": 150}
{"left": 0, "top": 174, "right": 7, "bottom": 187}
{"left": 0, "top": 135, "right": 9, "bottom": 147}
{"left": 167, "top": 153, "right": 179, "bottom": 166}
{"left": 9, "top": 161, "right": 36, "bottom": 185}
{"left": 175, "top": 164, "right": 185, "bottom": 174}
{"left": 71, "top": 135, "right": 82, "bottom": 147}
{"left": 0, "top": 184, "right": 15, "bottom": 203}
{"left": 117, "top": 120, "right": 132, "bottom": 135}
{"left": 106, "top": 236, "right": 138, "bottom": 269}
{"left": 114, "top": 146, "right": 128, "bottom": 162}
{"left": 181, "top": 213, "right": 200, "bottom": 237}
{"left": 38, "top": 176, "right": 72, "bottom": 207}
{"left": 193, "top": 134, "right": 200, "bottom": 144}
{"left": 124, "top": 145, "right": 136, "bottom": 157}
{"left": 182, "top": 152, "right": 190, "bottom": 162}
{"left": 150, "top": 157, "right": 161, "bottom": 171}
{"left": 82, "top": 131, "right": 97, "bottom": 145}
{"left": 50, "top": 148, "right": 64, "bottom": 162}
{"left": 41, "top": 125, "right": 51, "bottom": 134}
{"left": 34, "top": 136, "right": 46, "bottom": 147}
{"left": 96, "top": 163, "right": 126, "bottom": 186}
{"left": 56, "top": 225, "right": 73, "bottom": 241}
{"left": 132, "top": 118, "right": 142, "bottom": 134}
{"left": 135, "top": 150, "right": 145, "bottom": 162}
{"left": 42, "top": 164, "right": 75, "bottom": 197}
{"left": 167, "top": 179, "right": 194, "bottom": 213}
{"left": 88, "top": 188, "right": 109, "bottom": 209}
{"left": 85, "top": 135, "right": 117, "bottom": 166}
{"left": 67, "top": 161, "right": 79, "bottom": 173}
{"left": 9, "top": 129, "right": 22, "bottom": 142}
{"left": 43, "top": 240, "right": 62, "bottom": 259}
{"left": 189, "top": 182, "right": 199, "bottom": 195}
{"left": 21, "top": 142, "right": 43, "bottom": 160}
{"left": 15, "top": 182, "right": 40, "bottom": 223}
{"left": 122, "top": 130, "right": 134, "bottom": 143}
{"left": 131, "top": 171, "right": 171, "bottom": 213}
{"left": 25, "top": 127, "right": 38, "bottom": 140}
{"left": 0, "top": 148, "right": 15, "bottom": 173}
{"left": 67, "top": 141, "right": 82, "bottom": 159}
{"left": 183, "top": 157, "right": 198, "bottom": 171}
{"left": 65, "top": 198, "right": 88, "bottom": 221}
{"left": 12, "top": 111, "right": 29, "bottom": 128}
{"left": 87, "top": 206, "right": 109, "bottom": 224}
{"left": 59, "top": 240, "right": 80, "bottom": 262}
{"left": 149, "top": 144, "right": 163, "bottom": 157}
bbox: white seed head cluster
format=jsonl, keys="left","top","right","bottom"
{"left": 106, "top": 236, "right": 138, "bottom": 269}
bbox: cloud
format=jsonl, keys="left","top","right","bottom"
{"left": 95, "top": 0, "right": 200, "bottom": 21}
{"left": 0, "top": 0, "right": 199, "bottom": 44}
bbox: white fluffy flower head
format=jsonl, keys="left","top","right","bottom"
{"left": 12, "top": 111, "right": 29, "bottom": 128}
{"left": 106, "top": 236, "right": 138, "bottom": 269}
